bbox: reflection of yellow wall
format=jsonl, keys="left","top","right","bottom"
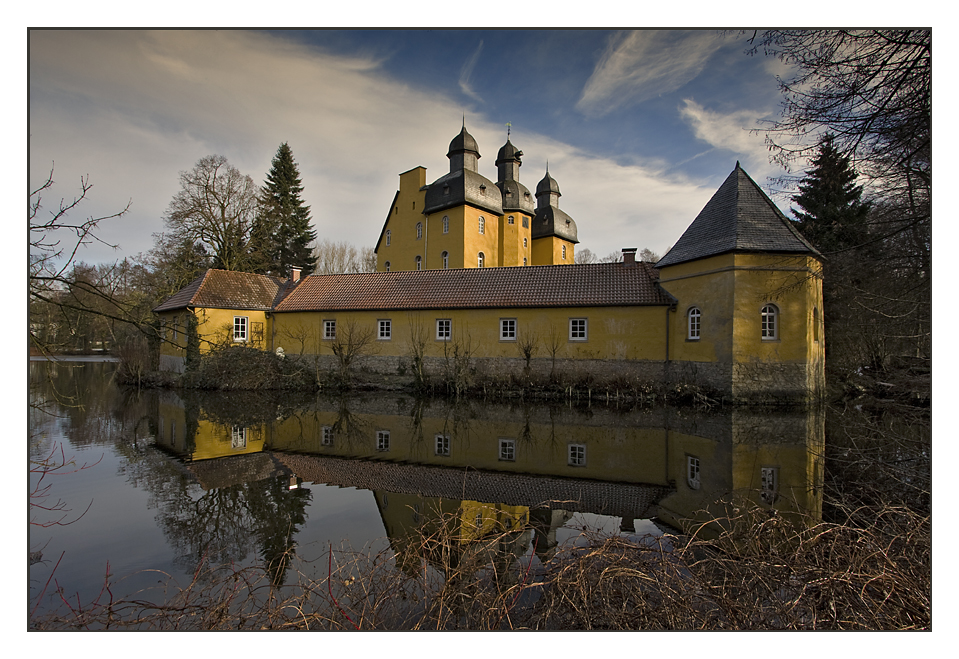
{"left": 273, "top": 306, "right": 669, "bottom": 363}
{"left": 156, "top": 398, "right": 266, "bottom": 461}
{"left": 270, "top": 407, "right": 670, "bottom": 485}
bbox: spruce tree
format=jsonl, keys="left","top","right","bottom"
{"left": 791, "top": 134, "right": 871, "bottom": 254}
{"left": 251, "top": 143, "right": 317, "bottom": 277}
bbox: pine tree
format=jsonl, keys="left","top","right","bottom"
{"left": 791, "top": 134, "right": 871, "bottom": 254}
{"left": 251, "top": 143, "right": 317, "bottom": 277}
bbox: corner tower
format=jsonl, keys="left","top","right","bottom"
{"left": 532, "top": 167, "right": 579, "bottom": 265}
{"left": 495, "top": 137, "right": 535, "bottom": 266}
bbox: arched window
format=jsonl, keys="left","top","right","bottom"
{"left": 761, "top": 304, "right": 778, "bottom": 340}
{"left": 523, "top": 257, "right": 527, "bottom": 266}
{"left": 385, "top": 229, "right": 391, "bottom": 246}
{"left": 562, "top": 244, "right": 567, "bottom": 260}
{"left": 416, "top": 223, "right": 423, "bottom": 240}
{"left": 442, "top": 251, "right": 449, "bottom": 269}
{"left": 523, "top": 237, "right": 528, "bottom": 248}
{"left": 443, "top": 216, "right": 449, "bottom": 233}
{"left": 478, "top": 252, "right": 485, "bottom": 268}
{"left": 415, "top": 255, "right": 422, "bottom": 271}
{"left": 508, "top": 215, "right": 515, "bottom": 225}
{"left": 384, "top": 261, "right": 390, "bottom": 272}
{"left": 687, "top": 307, "right": 701, "bottom": 340}
{"left": 478, "top": 216, "right": 485, "bottom": 234}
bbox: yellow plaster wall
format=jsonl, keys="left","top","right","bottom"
{"left": 272, "top": 305, "right": 669, "bottom": 362}
{"left": 531, "top": 236, "right": 574, "bottom": 266}
{"left": 376, "top": 167, "right": 427, "bottom": 272}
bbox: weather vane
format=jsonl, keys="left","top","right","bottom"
{"left": 506, "top": 122, "right": 511, "bottom": 138}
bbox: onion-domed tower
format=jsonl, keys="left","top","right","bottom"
{"left": 532, "top": 167, "right": 579, "bottom": 264}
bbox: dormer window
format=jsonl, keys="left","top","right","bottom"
{"left": 479, "top": 184, "right": 486, "bottom": 195}
{"left": 443, "top": 185, "right": 450, "bottom": 196}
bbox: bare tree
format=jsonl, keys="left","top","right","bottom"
{"left": 329, "top": 319, "right": 378, "bottom": 384}
{"left": 313, "top": 238, "right": 377, "bottom": 274}
{"left": 164, "top": 155, "right": 258, "bottom": 272}
{"left": 574, "top": 248, "right": 597, "bottom": 264}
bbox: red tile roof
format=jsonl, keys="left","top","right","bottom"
{"left": 274, "top": 262, "right": 672, "bottom": 312}
{"left": 153, "top": 269, "right": 289, "bottom": 312}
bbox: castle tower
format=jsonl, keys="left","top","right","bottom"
{"left": 531, "top": 167, "right": 578, "bottom": 265}
{"left": 495, "top": 137, "right": 535, "bottom": 266}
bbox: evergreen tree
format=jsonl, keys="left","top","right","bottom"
{"left": 251, "top": 143, "right": 317, "bottom": 277}
{"left": 791, "top": 134, "right": 871, "bottom": 254}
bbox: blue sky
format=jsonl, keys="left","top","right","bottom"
{"left": 22, "top": 28, "right": 898, "bottom": 267}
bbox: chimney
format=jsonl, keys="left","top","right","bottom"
{"left": 291, "top": 266, "right": 301, "bottom": 282}
{"left": 622, "top": 248, "right": 637, "bottom": 266}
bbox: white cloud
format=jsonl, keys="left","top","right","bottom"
{"left": 576, "top": 31, "right": 725, "bottom": 117}
{"left": 458, "top": 40, "right": 485, "bottom": 104}
{"left": 678, "top": 99, "right": 776, "bottom": 175}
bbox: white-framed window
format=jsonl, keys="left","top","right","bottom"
{"left": 687, "top": 307, "right": 701, "bottom": 340}
{"left": 384, "top": 261, "right": 391, "bottom": 272}
{"left": 436, "top": 319, "right": 451, "bottom": 341}
{"left": 376, "top": 430, "right": 390, "bottom": 452}
{"left": 386, "top": 229, "right": 391, "bottom": 246}
{"left": 416, "top": 255, "right": 422, "bottom": 270}
{"left": 687, "top": 455, "right": 701, "bottom": 490}
{"left": 761, "top": 304, "right": 778, "bottom": 340}
{"left": 233, "top": 316, "right": 248, "bottom": 342}
{"left": 562, "top": 244, "right": 567, "bottom": 260}
{"left": 478, "top": 216, "right": 485, "bottom": 234}
{"left": 568, "top": 443, "right": 586, "bottom": 467}
{"left": 499, "top": 438, "right": 515, "bottom": 462}
{"left": 323, "top": 319, "right": 336, "bottom": 340}
{"left": 508, "top": 215, "right": 515, "bottom": 225}
{"left": 378, "top": 319, "right": 392, "bottom": 340}
{"left": 172, "top": 315, "right": 179, "bottom": 341}
{"left": 442, "top": 251, "right": 449, "bottom": 269}
{"left": 500, "top": 318, "right": 517, "bottom": 341}
{"left": 443, "top": 216, "right": 449, "bottom": 233}
{"left": 232, "top": 426, "right": 247, "bottom": 449}
{"left": 478, "top": 252, "right": 485, "bottom": 268}
{"left": 322, "top": 426, "right": 334, "bottom": 446}
{"left": 435, "top": 434, "right": 450, "bottom": 456}
{"left": 569, "top": 318, "right": 587, "bottom": 341}
{"left": 416, "top": 222, "right": 423, "bottom": 240}
{"left": 761, "top": 466, "right": 779, "bottom": 504}
{"left": 523, "top": 237, "right": 528, "bottom": 248}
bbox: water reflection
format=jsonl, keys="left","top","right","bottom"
{"left": 30, "top": 359, "right": 824, "bottom": 598}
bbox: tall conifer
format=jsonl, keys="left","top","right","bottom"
{"left": 791, "top": 134, "right": 871, "bottom": 254}
{"left": 251, "top": 143, "right": 317, "bottom": 277}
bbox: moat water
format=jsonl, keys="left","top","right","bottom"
{"left": 29, "top": 357, "right": 835, "bottom": 619}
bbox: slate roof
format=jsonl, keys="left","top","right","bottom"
{"left": 656, "top": 163, "right": 821, "bottom": 268}
{"left": 153, "top": 269, "right": 289, "bottom": 312}
{"left": 274, "top": 262, "right": 672, "bottom": 313}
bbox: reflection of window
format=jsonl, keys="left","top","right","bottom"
{"left": 687, "top": 455, "right": 701, "bottom": 490}
{"left": 569, "top": 318, "right": 587, "bottom": 341}
{"left": 761, "top": 304, "right": 778, "bottom": 340}
{"left": 499, "top": 439, "right": 515, "bottom": 461}
{"left": 568, "top": 444, "right": 586, "bottom": 466}
{"left": 322, "top": 426, "right": 334, "bottom": 446}
{"left": 378, "top": 319, "right": 391, "bottom": 340}
{"left": 500, "top": 318, "right": 516, "bottom": 341}
{"left": 435, "top": 434, "right": 450, "bottom": 456}
{"left": 687, "top": 307, "right": 701, "bottom": 340}
{"left": 232, "top": 426, "right": 247, "bottom": 449}
{"left": 761, "top": 467, "right": 779, "bottom": 504}
{"left": 813, "top": 307, "right": 820, "bottom": 342}
{"left": 376, "top": 430, "right": 390, "bottom": 452}
{"left": 171, "top": 420, "right": 176, "bottom": 447}
{"left": 233, "top": 316, "right": 248, "bottom": 342}
{"left": 323, "top": 320, "right": 336, "bottom": 340}
{"left": 436, "top": 319, "right": 451, "bottom": 341}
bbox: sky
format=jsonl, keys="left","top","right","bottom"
{"left": 28, "top": 28, "right": 812, "bottom": 269}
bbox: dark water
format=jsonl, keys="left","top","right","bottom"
{"left": 28, "top": 358, "right": 827, "bottom": 619}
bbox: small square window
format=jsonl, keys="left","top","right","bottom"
{"left": 500, "top": 318, "right": 517, "bottom": 341}
{"left": 436, "top": 319, "right": 451, "bottom": 341}
{"left": 568, "top": 444, "right": 586, "bottom": 467}
{"left": 378, "top": 319, "right": 392, "bottom": 340}
{"left": 322, "top": 426, "right": 334, "bottom": 446}
{"left": 569, "top": 318, "right": 587, "bottom": 341}
{"left": 377, "top": 430, "right": 390, "bottom": 452}
{"left": 233, "top": 316, "right": 248, "bottom": 342}
{"left": 499, "top": 439, "right": 515, "bottom": 461}
{"left": 435, "top": 434, "right": 450, "bottom": 456}
{"left": 687, "top": 455, "right": 701, "bottom": 490}
{"left": 323, "top": 320, "right": 336, "bottom": 340}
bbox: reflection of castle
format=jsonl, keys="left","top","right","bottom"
{"left": 154, "top": 390, "right": 824, "bottom": 541}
